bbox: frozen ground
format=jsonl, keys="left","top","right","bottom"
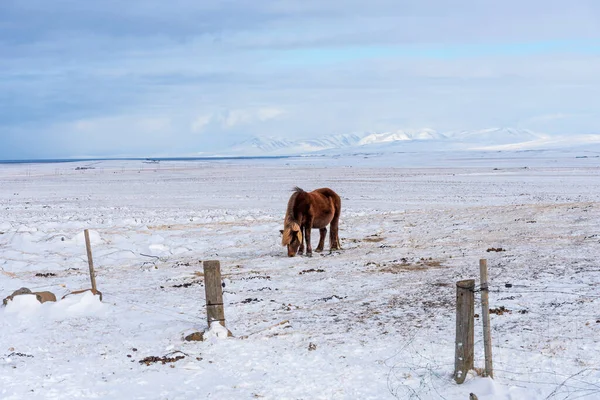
{"left": 1, "top": 151, "right": 600, "bottom": 399}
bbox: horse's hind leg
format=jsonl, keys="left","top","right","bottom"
{"left": 329, "top": 205, "right": 341, "bottom": 250}
{"left": 329, "top": 222, "right": 340, "bottom": 250}
{"left": 316, "top": 228, "right": 326, "bottom": 252}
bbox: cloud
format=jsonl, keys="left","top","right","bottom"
{"left": 1, "top": 1, "right": 600, "bottom": 158}
{"left": 190, "top": 108, "right": 285, "bottom": 132}
{"left": 191, "top": 115, "right": 212, "bottom": 132}
{"left": 71, "top": 116, "right": 172, "bottom": 134}
{"left": 222, "top": 107, "right": 285, "bottom": 128}
{"left": 525, "top": 113, "right": 584, "bottom": 124}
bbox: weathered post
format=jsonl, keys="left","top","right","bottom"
{"left": 203, "top": 260, "right": 225, "bottom": 328}
{"left": 479, "top": 259, "right": 494, "bottom": 378}
{"left": 454, "top": 279, "right": 475, "bottom": 384}
{"left": 84, "top": 229, "right": 97, "bottom": 291}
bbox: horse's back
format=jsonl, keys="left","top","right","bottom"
{"left": 312, "top": 188, "right": 340, "bottom": 202}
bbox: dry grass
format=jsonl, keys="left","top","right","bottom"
{"left": 363, "top": 237, "right": 385, "bottom": 243}
{"left": 377, "top": 258, "right": 444, "bottom": 274}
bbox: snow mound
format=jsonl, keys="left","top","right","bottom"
{"left": 3, "top": 291, "right": 104, "bottom": 320}
{"left": 72, "top": 229, "right": 103, "bottom": 246}
{"left": 4, "top": 294, "right": 41, "bottom": 316}
{"left": 204, "top": 322, "right": 229, "bottom": 341}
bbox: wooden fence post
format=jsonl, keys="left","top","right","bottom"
{"left": 454, "top": 279, "right": 475, "bottom": 384}
{"left": 480, "top": 259, "right": 494, "bottom": 378}
{"left": 84, "top": 229, "right": 97, "bottom": 291}
{"left": 203, "top": 260, "right": 225, "bottom": 328}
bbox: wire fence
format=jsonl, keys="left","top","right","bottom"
{"left": 4, "top": 251, "right": 600, "bottom": 399}
{"left": 486, "top": 280, "right": 600, "bottom": 399}
{"left": 384, "top": 273, "right": 600, "bottom": 400}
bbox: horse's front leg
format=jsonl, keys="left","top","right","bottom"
{"left": 298, "top": 226, "right": 305, "bottom": 255}
{"left": 315, "top": 228, "right": 326, "bottom": 252}
{"left": 305, "top": 220, "right": 314, "bottom": 257}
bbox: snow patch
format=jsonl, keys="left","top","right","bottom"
{"left": 204, "top": 322, "right": 229, "bottom": 341}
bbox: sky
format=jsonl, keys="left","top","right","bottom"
{"left": 1, "top": 0, "right": 600, "bottom": 159}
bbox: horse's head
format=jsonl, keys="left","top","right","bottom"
{"left": 281, "top": 222, "right": 302, "bottom": 257}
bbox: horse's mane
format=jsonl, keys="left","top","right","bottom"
{"left": 282, "top": 187, "right": 304, "bottom": 245}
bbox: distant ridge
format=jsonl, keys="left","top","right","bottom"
{"left": 225, "top": 127, "right": 600, "bottom": 156}
{"left": 235, "top": 132, "right": 365, "bottom": 154}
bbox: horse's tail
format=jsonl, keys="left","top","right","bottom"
{"left": 283, "top": 189, "right": 302, "bottom": 245}
{"left": 286, "top": 187, "right": 304, "bottom": 223}
{"left": 285, "top": 189, "right": 301, "bottom": 226}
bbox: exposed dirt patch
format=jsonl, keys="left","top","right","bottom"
{"left": 241, "top": 275, "right": 271, "bottom": 281}
{"left": 248, "top": 287, "right": 277, "bottom": 292}
{"left": 6, "top": 352, "right": 34, "bottom": 358}
{"left": 35, "top": 272, "right": 56, "bottom": 277}
{"left": 422, "top": 299, "right": 453, "bottom": 309}
{"left": 299, "top": 269, "right": 325, "bottom": 275}
{"left": 382, "top": 263, "right": 427, "bottom": 272}
{"left": 489, "top": 306, "right": 511, "bottom": 315}
{"left": 316, "top": 295, "right": 347, "bottom": 302}
{"left": 172, "top": 280, "right": 203, "bottom": 288}
{"left": 172, "top": 261, "right": 192, "bottom": 267}
{"left": 139, "top": 354, "right": 186, "bottom": 366}
{"left": 184, "top": 332, "right": 204, "bottom": 342}
{"left": 241, "top": 298, "right": 262, "bottom": 304}
{"left": 345, "top": 235, "right": 386, "bottom": 244}
{"left": 486, "top": 247, "right": 506, "bottom": 252}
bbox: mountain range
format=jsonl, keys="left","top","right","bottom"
{"left": 220, "top": 128, "right": 600, "bottom": 156}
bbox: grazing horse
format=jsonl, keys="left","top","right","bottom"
{"left": 281, "top": 187, "right": 341, "bottom": 257}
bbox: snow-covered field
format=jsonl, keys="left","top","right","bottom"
{"left": 1, "top": 152, "right": 600, "bottom": 399}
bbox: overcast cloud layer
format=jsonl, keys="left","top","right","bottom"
{"left": 1, "top": 0, "right": 599, "bottom": 159}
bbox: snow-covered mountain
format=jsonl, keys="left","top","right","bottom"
{"left": 358, "top": 129, "right": 444, "bottom": 145}
{"left": 223, "top": 128, "right": 600, "bottom": 156}
{"left": 236, "top": 137, "right": 297, "bottom": 153}
{"left": 230, "top": 133, "right": 365, "bottom": 155}
{"left": 445, "top": 127, "right": 549, "bottom": 145}
{"left": 303, "top": 133, "right": 364, "bottom": 149}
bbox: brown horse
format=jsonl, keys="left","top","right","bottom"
{"left": 281, "top": 187, "right": 341, "bottom": 257}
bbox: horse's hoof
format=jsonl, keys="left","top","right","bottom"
{"left": 315, "top": 248, "right": 323, "bottom": 253}
{"left": 306, "top": 253, "right": 313, "bottom": 257}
